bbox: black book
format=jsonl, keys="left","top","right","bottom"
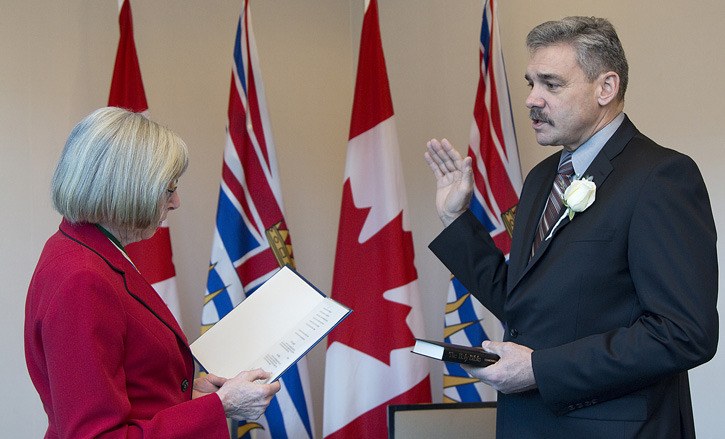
{"left": 411, "top": 338, "right": 499, "bottom": 367}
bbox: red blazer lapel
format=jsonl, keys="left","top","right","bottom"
{"left": 58, "top": 220, "right": 189, "bottom": 347}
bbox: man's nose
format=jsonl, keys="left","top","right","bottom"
{"left": 525, "top": 87, "right": 544, "bottom": 109}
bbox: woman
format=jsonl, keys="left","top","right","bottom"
{"left": 25, "top": 107, "right": 280, "bottom": 438}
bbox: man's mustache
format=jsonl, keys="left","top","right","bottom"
{"left": 530, "top": 108, "right": 553, "bottom": 125}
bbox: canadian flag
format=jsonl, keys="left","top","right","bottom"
{"left": 108, "top": 0, "right": 183, "bottom": 324}
{"left": 322, "top": 1, "right": 431, "bottom": 437}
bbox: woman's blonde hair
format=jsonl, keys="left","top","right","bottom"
{"left": 52, "top": 107, "right": 188, "bottom": 231}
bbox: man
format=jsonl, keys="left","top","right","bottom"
{"left": 425, "top": 17, "right": 718, "bottom": 438}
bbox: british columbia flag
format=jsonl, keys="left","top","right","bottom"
{"left": 202, "top": 1, "right": 314, "bottom": 437}
{"left": 442, "top": 0, "right": 523, "bottom": 403}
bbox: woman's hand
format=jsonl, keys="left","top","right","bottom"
{"left": 192, "top": 373, "right": 227, "bottom": 399}
{"left": 215, "top": 369, "right": 282, "bottom": 420}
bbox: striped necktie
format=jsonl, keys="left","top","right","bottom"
{"left": 532, "top": 151, "right": 574, "bottom": 254}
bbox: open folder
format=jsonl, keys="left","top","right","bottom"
{"left": 190, "top": 265, "right": 351, "bottom": 382}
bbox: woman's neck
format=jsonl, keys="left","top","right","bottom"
{"left": 96, "top": 222, "right": 138, "bottom": 247}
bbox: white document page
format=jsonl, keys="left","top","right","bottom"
{"left": 190, "top": 266, "right": 351, "bottom": 382}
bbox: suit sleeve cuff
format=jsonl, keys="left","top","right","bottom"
{"left": 429, "top": 210, "right": 480, "bottom": 260}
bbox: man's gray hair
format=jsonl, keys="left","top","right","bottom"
{"left": 526, "top": 16, "right": 628, "bottom": 101}
{"left": 51, "top": 107, "right": 188, "bottom": 232}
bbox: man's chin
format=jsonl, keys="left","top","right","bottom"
{"left": 535, "top": 134, "right": 558, "bottom": 147}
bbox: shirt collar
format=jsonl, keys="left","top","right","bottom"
{"left": 563, "top": 112, "right": 625, "bottom": 176}
{"left": 95, "top": 224, "right": 125, "bottom": 251}
{"left": 94, "top": 223, "right": 139, "bottom": 270}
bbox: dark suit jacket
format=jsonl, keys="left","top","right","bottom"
{"left": 25, "top": 219, "right": 230, "bottom": 438}
{"left": 430, "top": 116, "right": 718, "bottom": 438}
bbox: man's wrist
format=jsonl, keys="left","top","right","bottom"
{"left": 441, "top": 210, "right": 466, "bottom": 227}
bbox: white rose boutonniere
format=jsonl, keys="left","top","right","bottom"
{"left": 563, "top": 176, "right": 596, "bottom": 220}
{"left": 545, "top": 175, "right": 596, "bottom": 241}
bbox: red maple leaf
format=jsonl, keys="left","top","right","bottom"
{"left": 328, "top": 180, "right": 419, "bottom": 365}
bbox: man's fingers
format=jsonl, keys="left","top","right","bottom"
{"left": 424, "top": 151, "right": 444, "bottom": 178}
{"left": 426, "top": 139, "right": 449, "bottom": 170}
{"left": 426, "top": 139, "right": 457, "bottom": 170}
{"left": 481, "top": 340, "right": 500, "bottom": 354}
{"left": 426, "top": 138, "right": 471, "bottom": 182}
{"left": 435, "top": 139, "right": 461, "bottom": 173}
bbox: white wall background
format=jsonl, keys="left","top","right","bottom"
{"left": 1, "top": 1, "right": 723, "bottom": 437}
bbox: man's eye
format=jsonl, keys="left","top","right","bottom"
{"left": 546, "top": 82, "right": 559, "bottom": 90}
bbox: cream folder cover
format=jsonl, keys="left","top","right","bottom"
{"left": 191, "top": 266, "right": 351, "bottom": 382}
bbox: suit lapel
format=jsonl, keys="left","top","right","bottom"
{"left": 508, "top": 154, "right": 559, "bottom": 286}
{"left": 508, "top": 116, "right": 638, "bottom": 292}
{"left": 579, "top": 115, "right": 636, "bottom": 194}
{"left": 122, "top": 264, "right": 190, "bottom": 346}
{"left": 59, "top": 220, "right": 189, "bottom": 347}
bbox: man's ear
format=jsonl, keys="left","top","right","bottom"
{"left": 597, "top": 71, "right": 620, "bottom": 106}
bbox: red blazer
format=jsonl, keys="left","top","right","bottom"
{"left": 25, "top": 219, "right": 230, "bottom": 438}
